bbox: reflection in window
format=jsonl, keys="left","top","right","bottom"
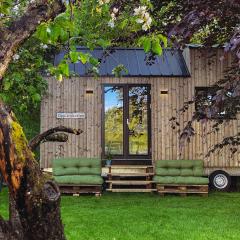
{"left": 129, "top": 86, "right": 148, "bottom": 155}
{"left": 104, "top": 86, "right": 123, "bottom": 155}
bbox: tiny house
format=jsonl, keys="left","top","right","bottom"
{"left": 40, "top": 46, "right": 240, "bottom": 190}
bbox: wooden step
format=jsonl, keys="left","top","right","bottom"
{"left": 108, "top": 173, "right": 154, "bottom": 177}
{"left": 106, "top": 188, "right": 157, "bottom": 192}
{"left": 107, "top": 165, "right": 153, "bottom": 169}
{"left": 106, "top": 180, "right": 154, "bottom": 185}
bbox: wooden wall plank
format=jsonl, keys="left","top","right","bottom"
{"left": 40, "top": 48, "right": 239, "bottom": 173}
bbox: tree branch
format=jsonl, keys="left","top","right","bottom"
{"left": 28, "top": 126, "right": 83, "bottom": 151}
{"left": 0, "top": 0, "right": 66, "bottom": 82}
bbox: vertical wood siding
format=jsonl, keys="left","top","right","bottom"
{"left": 40, "top": 48, "right": 240, "bottom": 171}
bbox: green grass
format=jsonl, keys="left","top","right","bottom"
{"left": 1, "top": 189, "right": 240, "bottom": 240}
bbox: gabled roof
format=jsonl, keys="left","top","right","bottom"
{"left": 54, "top": 47, "right": 190, "bottom": 77}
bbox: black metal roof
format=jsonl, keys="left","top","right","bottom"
{"left": 54, "top": 47, "right": 190, "bottom": 77}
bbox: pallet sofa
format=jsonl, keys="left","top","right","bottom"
{"left": 53, "top": 157, "right": 103, "bottom": 196}
{"left": 154, "top": 160, "right": 209, "bottom": 196}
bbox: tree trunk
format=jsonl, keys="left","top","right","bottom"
{"left": 0, "top": 102, "right": 67, "bottom": 240}
{"left": 0, "top": 1, "right": 68, "bottom": 239}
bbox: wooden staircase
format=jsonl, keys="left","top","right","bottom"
{"left": 103, "top": 165, "right": 156, "bottom": 192}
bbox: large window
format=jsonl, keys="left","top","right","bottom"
{"left": 103, "top": 84, "right": 151, "bottom": 159}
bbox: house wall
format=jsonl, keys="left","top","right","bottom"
{"left": 40, "top": 48, "right": 240, "bottom": 174}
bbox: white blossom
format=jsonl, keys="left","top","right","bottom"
{"left": 40, "top": 43, "right": 48, "bottom": 49}
{"left": 12, "top": 5, "right": 19, "bottom": 12}
{"left": 108, "top": 19, "right": 115, "bottom": 28}
{"left": 136, "top": 18, "right": 144, "bottom": 24}
{"left": 134, "top": 6, "right": 147, "bottom": 16}
{"left": 13, "top": 54, "right": 20, "bottom": 61}
{"left": 98, "top": 0, "right": 110, "bottom": 5}
{"left": 108, "top": 8, "right": 118, "bottom": 28}
{"left": 142, "top": 23, "right": 149, "bottom": 31}
{"left": 146, "top": 17, "right": 152, "bottom": 26}
{"left": 46, "top": 27, "right": 51, "bottom": 33}
{"left": 134, "top": 5, "right": 152, "bottom": 31}
{"left": 111, "top": 12, "right": 116, "bottom": 20}
{"left": 113, "top": 7, "right": 119, "bottom": 14}
{"left": 143, "top": 12, "right": 150, "bottom": 20}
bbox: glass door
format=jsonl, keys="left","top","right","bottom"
{"left": 128, "top": 86, "right": 149, "bottom": 156}
{"left": 103, "top": 84, "right": 151, "bottom": 159}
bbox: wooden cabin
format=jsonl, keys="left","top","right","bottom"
{"left": 40, "top": 46, "right": 240, "bottom": 191}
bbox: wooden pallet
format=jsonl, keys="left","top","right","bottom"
{"left": 58, "top": 184, "right": 102, "bottom": 196}
{"left": 106, "top": 180, "right": 154, "bottom": 191}
{"left": 108, "top": 165, "right": 153, "bottom": 169}
{"left": 105, "top": 164, "right": 155, "bottom": 192}
{"left": 106, "top": 188, "right": 157, "bottom": 193}
{"left": 156, "top": 184, "right": 208, "bottom": 197}
{"left": 103, "top": 165, "right": 154, "bottom": 175}
{"left": 107, "top": 173, "right": 154, "bottom": 177}
{"left": 106, "top": 180, "right": 154, "bottom": 185}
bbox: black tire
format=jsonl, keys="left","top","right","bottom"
{"left": 209, "top": 170, "right": 231, "bottom": 191}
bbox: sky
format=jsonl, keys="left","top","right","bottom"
{"left": 104, "top": 87, "right": 123, "bottom": 111}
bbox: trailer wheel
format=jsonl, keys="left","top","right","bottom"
{"left": 209, "top": 170, "right": 231, "bottom": 191}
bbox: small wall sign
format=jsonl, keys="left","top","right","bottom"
{"left": 57, "top": 112, "right": 86, "bottom": 119}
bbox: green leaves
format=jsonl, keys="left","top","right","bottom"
{"left": 69, "top": 51, "right": 79, "bottom": 63}
{"left": 0, "top": 0, "right": 13, "bottom": 15}
{"left": 1, "top": 36, "right": 49, "bottom": 115}
{"left": 152, "top": 38, "right": 162, "bottom": 55}
{"left": 36, "top": 23, "right": 49, "bottom": 43}
{"left": 158, "top": 34, "right": 168, "bottom": 48}
{"left": 58, "top": 62, "right": 70, "bottom": 77}
{"left": 143, "top": 37, "right": 151, "bottom": 52}
{"left": 69, "top": 51, "right": 91, "bottom": 64}
{"left": 3, "top": 81, "right": 12, "bottom": 91}
{"left": 112, "top": 64, "right": 128, "bottom": 77}
{"left": 138, "top": 35, "right": 168, "bottom": 55}
{"left": 79, "top": 52, "right": 90, "bottom": 64}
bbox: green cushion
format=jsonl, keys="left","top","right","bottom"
{"left": 153, "top": 176, "right": 177, "bottom": 184}
{"left": 78, "top": 167, "right": 100, "bottom": 175}
{"left": 180, "top": 160, "right": 203, "bottom": 168}
{"left": 154, "top": 176, "right": 209, "bottom": 185}
{"left": 54, "top": 167, "right": 100, "bottom": 176}
{"left": 53, "top": 158, "right": 101, "bottom": 176}
{"left": 156, "top": 168, "right": 181, "bottom": 176}
{"left": 154, "top": 160, "right": 207, "bottom": 185}
{"left": 156, "top": 160, "right": 203, "bottom": 168}
{"left": 53, "top": 157, "right": 101, "bottom": 168}
{"left": 193, "top": 167, "right": 203, "bottom": 176}
{"left": 180, "top": 169, "right": 193, "bottom": 176}
{"left": 55, "top": 175, "right": 103, "bottom": 185}
{"left": 155, "top": 160, "right": 204, "bottom": 176}
{"left": 156, "top": 160, "right": 181, "bottom": 168}
{"left": 175, "top": 176, "right": 209, "bottom": 185}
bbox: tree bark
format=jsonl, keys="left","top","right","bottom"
{"left": 0, "top": 103, "right": 68, "bottom": 240}
{"left": 0, "top": 0, "right": 65, "bottom": 82}
{"left": 0, "top": 1, "right": 67, "bottom": 239}
{"left": 28, "top": 126, "right": 83, "bottom": 151}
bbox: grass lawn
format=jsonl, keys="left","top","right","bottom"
{"left": 1, "top": 189, "right": 240, "bottom": 240}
